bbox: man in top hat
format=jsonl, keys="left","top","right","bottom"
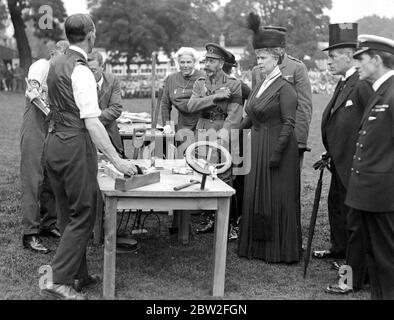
{"left": 251, "top": 25, "right": 312, "bottom": 167}
{"left": 345, "top": 34, "right": 394, "bottom": 300}
{"left": 21, "top": 40, "right": 70, "bottom": 254}
{"left": 312, "top": 23, "right": 373, "bottom": 295}
{"left": 187, "top": 43, "right": 243, "bottom": 234}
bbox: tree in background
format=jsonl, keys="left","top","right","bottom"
{"left": 357, "top": 15, "right": 394, "bottom": 39}
{"left": 0, "top": 1, "right": 8, "bottom": 33}
{"left": 89, "top": 0, "right": 220, "bottom": 69}
{"left": 4, "top": 0, "right": 66, "bottom": 74}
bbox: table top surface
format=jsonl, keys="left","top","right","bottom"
{"left": 98, "top": 159, "right": 235, "bottom": 198}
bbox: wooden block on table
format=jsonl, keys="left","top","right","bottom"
{"left": 115, "top": 171, "right": 161, "bottom": 191}
{"left": 104, "top": 163, "right": 161, "bottom": 191}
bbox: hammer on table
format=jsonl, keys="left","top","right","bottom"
{"left": 173, "top": 179, "right": 200, "bottom": 191}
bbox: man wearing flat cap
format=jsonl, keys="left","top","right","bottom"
{"left": 187, "top": 43, "right": 243, "bottom": 234}
{"left": 345, "top": 34, "right": 394, "bottom": 300}
{"left": 251, "top": 25, "right": 313, "bottom": 167}
{"left": 313, "top": 23, "right": 373, "bottom": 295}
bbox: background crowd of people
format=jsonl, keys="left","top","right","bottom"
{"left": 0, "top": 60, "right": 25, "bottom": 92}
{"left": 113, "top": 67, "right": 338, "bottom": 99}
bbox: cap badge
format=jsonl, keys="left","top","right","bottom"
{"left": 339, "top": 23, "right": 353, "bottom": 30}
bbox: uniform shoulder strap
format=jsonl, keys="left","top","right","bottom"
{"left": 287, "top": 55, "right": 302, "bottom": 64}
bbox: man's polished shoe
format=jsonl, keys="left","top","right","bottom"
{"left": 196, "top": 218, "right": 215, "bottom": 234}
{"left": 41, "top": 284, "right": 87, "bottom": 300}
{"left": 325, "top": 283, "right": 353, "bottom": 295}
{"left": 74, "top": 274, "right": 101, "bottom": 292}
{"left": 312, "top": 249, "right": 344, "bottom": 259}
{"left": 40, "top": 227, "right": 61, "bottom": 238}
{"left": 22, "top": 235, "right": 50, "bottom": 254}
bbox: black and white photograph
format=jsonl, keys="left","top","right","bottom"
{"left": 0, "top": 0, "right": 394, "bottom": 305}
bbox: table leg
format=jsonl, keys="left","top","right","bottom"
{"left": 212, "top": 197, "right": 230, "bottom": 297}
{"left": 93, "top": 193, "right": 104, "bottom": 245}
{"left": 103, "top": 196, "right": 118, "bottom": 299}
{"left": 178, "top": 211, "right": 191, "bottom": 245}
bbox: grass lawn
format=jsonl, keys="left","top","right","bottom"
{"left": 0, "top": 91, "right": 370, "bottom": 300}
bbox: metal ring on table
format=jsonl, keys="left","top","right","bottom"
{"left": 185, "top": 141, "right": 232, "bottom": 175}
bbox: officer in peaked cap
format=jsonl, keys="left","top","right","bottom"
{"left": 205, "top": 42, "right": 230, "bottom": 60}
{"left": 187, "top": 42, "right": 243, "bottom": 235}
{"left": 345, "top": 34, "right": 394, "bottom": 300}
{"left": 250, "top": 23, "right": 313, "bottom": 168}
{"left": 315, "top": 23, "right": 373, "bottom": 295}
{"left": 187, "top": 41, "right": 243, "bottom": 135}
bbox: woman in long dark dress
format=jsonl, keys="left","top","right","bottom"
{"left": 238, "top": 14, "right": 301, "bottom": 263}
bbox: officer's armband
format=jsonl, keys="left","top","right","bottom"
{"left": 230, "top": 94, "right": 243, "bottom": 105}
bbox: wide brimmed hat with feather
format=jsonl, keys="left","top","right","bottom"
{"left": 247, "top": 12, "right": 286, "bottom": 49}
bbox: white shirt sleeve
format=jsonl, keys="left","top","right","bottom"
{"left": 71, "top": 64, "right": 101, "bottom": 119}
{"left": 28, "top": 59, "right": 50, "bottom": 86}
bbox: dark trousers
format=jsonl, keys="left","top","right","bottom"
{"left": 20, "top": 106, "right": 56, "bottom": 235}
{"left": 44, "top": 130, "right": 98, "bottom": 284}
{"left": 327, "top": 165, "right": 348, "bottom": 257}
{"left": 230, "top": 175, "right": 243, "bottom": 224}
{"left": 346, "top": 209, "right": 367, "bottom": 290}
{"left": 361, "top": 210, "right": 394, "bottom": 300}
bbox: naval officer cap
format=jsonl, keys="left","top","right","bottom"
{"left": 323, "top": 23, "right": 358, "bottom": 51}
{"left": 205, "top": 43, "right": 229, "bottom": 60}
{"left": 353, "top": 34, "right": 394, "bottom": 58}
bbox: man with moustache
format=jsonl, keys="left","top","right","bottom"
{"left": 312, "top": 23, "right": 373, "bottom": 295}
{"left": 39, "top": 14, "right": 137, "bottom": 300}
{"left": 21, "top": 40, "right": 69, "bottom": 254}
{"left": 345, "top": 34, "right": 394, "bottom": 300}
{"left": 187, "top": 43, "right": 243, "bottom": 234}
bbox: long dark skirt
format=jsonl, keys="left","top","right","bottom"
{"left": 237, "top": 125, "right": 302, "bottom": 263}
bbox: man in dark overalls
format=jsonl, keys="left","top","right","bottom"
{"left": 40, "top": 14, "right": 137, "bottom": 300}
{"left": 21, "top": 40, "right": 69, "bottom": 254}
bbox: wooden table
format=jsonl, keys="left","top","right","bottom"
{"left": 97, "top": 159, "right": 235, "bottom": 299}
{"left": 118, "top": 123, "right": 176, "bottom": 159}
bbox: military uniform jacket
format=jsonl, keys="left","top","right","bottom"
{"left": 321, "top": 72, "right": 373, "bottom": 187}
{"left": 252, "top": 54, "right": 312, "bottom": 147}
{"left": 345, "top": 75, "right": 394, "bottom": 212}
{"left": 98, "top": 72, "right": 124, "bottom": 154}
{"left": 187, "top": 69, "right": 243, "bottom": 131}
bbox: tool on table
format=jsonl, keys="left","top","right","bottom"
{"left": 173, "top": 179, "right": 201, "bottom": 191}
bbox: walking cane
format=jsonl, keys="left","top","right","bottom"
{"left": 303, "top": 153, "right": 331, "bottom": 278}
